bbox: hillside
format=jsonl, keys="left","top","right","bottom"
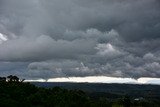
{"left": 0, "top": 80, "right": 160, "bottom": 107}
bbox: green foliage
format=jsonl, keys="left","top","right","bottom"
{"left": 0, "top": 82, "right": 91, "bottom": 107}
{"left": 0, "top": 76, "right": 160, "bottom": 107}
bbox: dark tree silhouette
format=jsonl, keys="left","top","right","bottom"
{"left": 20, "top": 79, "right": 25, "bottom": 82}
{"left": 7, "top": 75, "right": 19, "bottom": 82}
{"left": 12, "top": 76, "right": 19, "bottom": 82}
{"left": 7, "top": 75, "right": 13, "bottom": 82}
{"left": 0, "top": 77, "right": 6, "bottom": 82}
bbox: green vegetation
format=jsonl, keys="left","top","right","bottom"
{"left": 0, "top": 75, "right": 160, "bottom": 107}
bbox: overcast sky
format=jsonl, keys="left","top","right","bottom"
{"left": 0, "top": 0, "right": 160, "bottom": 80}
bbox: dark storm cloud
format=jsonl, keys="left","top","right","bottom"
{"left": 0, "top": 35, "right": 96, "bottom": 61}
{"left": 1, "top": 0, "right": 160, "bottom": 40}
{"left": 0, "top": 0, "right": 160, "bottom": 79}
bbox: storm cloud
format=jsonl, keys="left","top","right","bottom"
{"left": 0, "top": 0, "right": 160, "bottom": 79}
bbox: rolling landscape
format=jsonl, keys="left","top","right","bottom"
{"left": 1, "top": 76, "right": 160, "bottom": 107}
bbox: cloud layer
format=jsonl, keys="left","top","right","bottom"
{"left": 0, "top": 0, "right": 160, "bottom": 79}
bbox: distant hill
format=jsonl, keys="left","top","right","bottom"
{"left": 32, "top": 82, "right": 160, "bottom": 99}
{"left": 1, "top": 81, "right": 160, "bottom": 107}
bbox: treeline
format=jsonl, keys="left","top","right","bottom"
{"left": 0, "top": 75, "right": 25, "bottom": 82}
{"left": 0, "top": 76, "right": 160, "bottom": 107}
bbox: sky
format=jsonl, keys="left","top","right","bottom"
{"left": 0, "top": 0, "right": 160, "bottom": 83}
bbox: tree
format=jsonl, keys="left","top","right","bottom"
{"left": 7, "top": 75, "right": 19, "bottom": 82}
{"left": 12, "top": 76, "right": 19, "bottom": 82}
{"left": 20, "top": 79, "right": 25, "bottom": 82}
{"left": 7, "top": 75, "right": 13, "bottom": 82}
{"left": 0, "top": 77, "right": 6, "bottom": 82}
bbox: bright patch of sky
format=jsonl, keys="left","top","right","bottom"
{"left": 25, "top": 76, "right": 160, "bottom": 85}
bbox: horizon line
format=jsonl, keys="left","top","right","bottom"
{"left": 24, "top": 76, "right": 160, "bottom": 85}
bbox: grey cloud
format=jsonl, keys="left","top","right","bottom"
{"left": 28, "top": 60, "right": 96, "bottom": 78}
{"left": 0, "top": 0, "right": 160, "bottom": 79}
{"left": 0, "top": 35, "right": 96, "bottom": 61}
{"left": 143, "top": 53, "right": 160, "bottom": 63}
{"left": 1, "top": 0, "right": 160, "bottom": 40}
{"left": 0, "top": 61, "right": 29, "bottom": 78}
